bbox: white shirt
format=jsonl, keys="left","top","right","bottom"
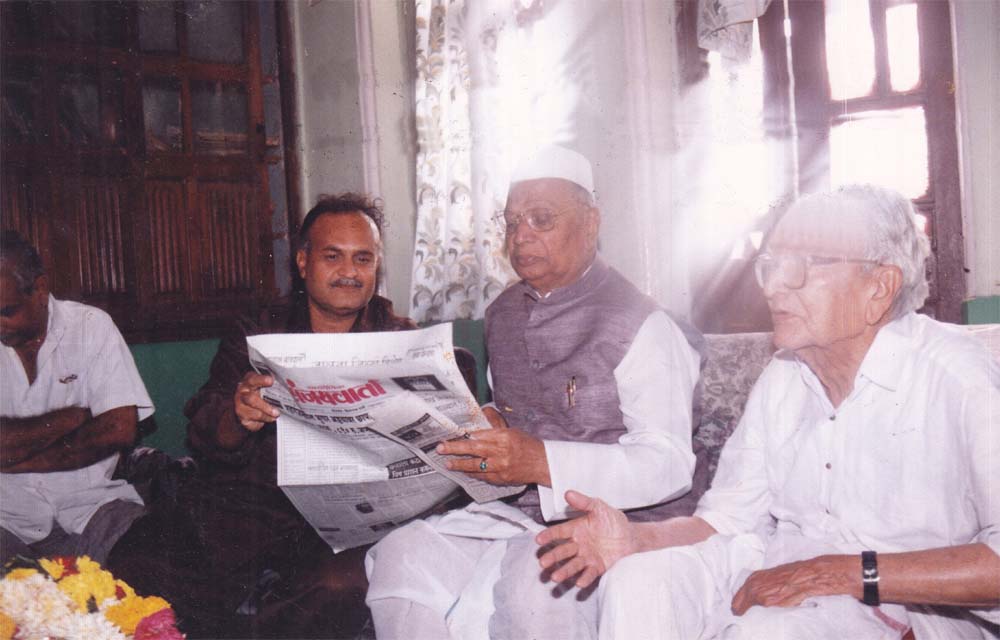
{"left": 370, "top": 310, "right": 700, "bottom": 640}
{"left": 695, "top": 312, "right": 1000, "bottom": 626}
{"left": 489, "top": 309, "right": 700, "bottom": 521}
{"left": 1, "top": 296, "right": 154, "bottom": 543}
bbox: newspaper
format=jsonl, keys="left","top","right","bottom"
{"left": 246, "top": 323, "right": 523, "bottom": 551}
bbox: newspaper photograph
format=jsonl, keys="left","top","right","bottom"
{"left": 246, "top": 323, "right": 523, "bottom": 551}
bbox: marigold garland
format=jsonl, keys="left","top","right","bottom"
{"left": 0, "top": 612, "right": 15, "bottom": 640}
{"left": 0, "top": 555, "right": 184, "bottom": 640}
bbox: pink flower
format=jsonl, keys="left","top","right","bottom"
{"left": 134, "top": 608, "right": 185, "bottom": 640}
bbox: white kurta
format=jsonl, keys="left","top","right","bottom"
{"left": 1, "top": 297, "right": 154, "bottom": 544}
{"left": 601, "top": 313, "right": 1000, "bottom": 639}
{"left": 366, "top": 309, "right": 700, "bottom": 639}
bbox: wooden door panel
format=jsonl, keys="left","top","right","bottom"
{"left": 2, "top": 1, "right": 281, "bottom": 341}
{"left": 63, "top": 178, "right": 132, "bottom": 298}
{"left": 145, "top": 179, "right": 190, "bottom": 296}
{"left": 1, "top": 171, "right": 49, "bottom": 268}
{"left": 200, "top": 181, "right": 257, "bottom": 294}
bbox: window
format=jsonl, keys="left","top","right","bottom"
{"left": 686, "top": 0, "right": 963, "bottom": 331}
{"left": 781, "top": 0, "right": 963, "bottom": 321}
{"left": 1, "top": 0, "right": 291, "bottom": 340}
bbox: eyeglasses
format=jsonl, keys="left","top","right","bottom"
{"left": 493, "top": 206, "right": 578, "bottom": 235}
{"left": 753, "top": 253, "right": 879, "bottom": 290}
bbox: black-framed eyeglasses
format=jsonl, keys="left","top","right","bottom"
{"left": 492, "top": 206, "right": 578, "bottom": 235}
{"left": 753, "top": 253, "right": 880, "bottom": 290}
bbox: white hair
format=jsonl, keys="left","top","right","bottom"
{"left": 787, "top": 184, "right": 931, "bottom": 318}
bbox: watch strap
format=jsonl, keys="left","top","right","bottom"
{"left": 861, "top": 550, "right": 880, "bottom": 606}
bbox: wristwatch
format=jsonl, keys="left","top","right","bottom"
{"left": 861, "top": 550, "right": 879, "bottom": 606}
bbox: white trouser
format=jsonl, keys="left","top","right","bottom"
{"left": 366, "top": 502, "right": 597, "bottom": 640}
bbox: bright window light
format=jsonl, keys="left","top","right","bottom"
{"left": 825, "top": 0, "right": 876, "bottom": 100}
{"left": 829, "top": 106, "right": 928, "bottom": 199}
{"left": 886, "top": 3, "right": 921, "bottom": 92}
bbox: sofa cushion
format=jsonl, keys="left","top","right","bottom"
{"left": 695, "top": 332, "right": 776, "bottom": 482}
{"left": 650, "top": 332, "right": 776, "bottom": 519}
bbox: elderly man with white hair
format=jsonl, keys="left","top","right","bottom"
{"left": 365, "top": 145, "right": 703, "bottom": 639}
{"left": 536, "top": 184, "right": 1000, "bottom": 639}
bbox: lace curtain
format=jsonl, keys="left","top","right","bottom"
{"left": 409, "top": 0, "right": 514, "bottom": 323}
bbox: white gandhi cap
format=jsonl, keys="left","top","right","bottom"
{"left": 509, "top": 144, "right": 595, "bottom": 194}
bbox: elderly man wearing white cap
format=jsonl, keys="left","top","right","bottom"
{"left": 365, "top": 145, "right": 702, "bottom": 639}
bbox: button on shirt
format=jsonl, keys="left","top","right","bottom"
{"left": 1, "top": 297, "right": 154, "bottom": 544}
{"left": 695, "top": 312, "right": 1000, "bottom": 625}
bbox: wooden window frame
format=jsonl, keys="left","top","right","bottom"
{"left": 771, "top": 0, "right": 965, "bottom": 321}
{"left": 1, "top": 1, "right": 293, "bottom": 341}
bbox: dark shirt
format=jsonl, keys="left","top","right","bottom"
{"left": 185, "top": 293, "right": 417, "bottom": 470}
{"left": 110, "top": 294, "right": 471, "bottom": 637}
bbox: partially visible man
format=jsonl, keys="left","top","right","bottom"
{"left": 365, "top": 146, "right": 702, "bottom": 639}
{"left": 537, "top": 184, "right": 1000, "bottom": 638}
{"left": 0, "top": 230, "right": 153, "bottom": 564}
{"left": 109, "top": 193, "right": 475, "bottom": 638}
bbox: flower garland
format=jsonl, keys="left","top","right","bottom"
{"left": 0, "top": 556, "right": 184, "bottom": 640}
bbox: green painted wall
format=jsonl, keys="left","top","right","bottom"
{"left": 451, "top": 319, "right": 490, "bottom": 405}
{"left": 129, "top": 339, "right": 219, "bottom": 457}
{"left": 962, "top": 296, "right": 1000, "bottom": 325}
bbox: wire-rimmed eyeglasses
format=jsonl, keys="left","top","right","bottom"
{"left": 492, "top": 206, "right": 578, "bottom": 235}
{"left": 753, "top": 253, "right": 880, "bottom": 289}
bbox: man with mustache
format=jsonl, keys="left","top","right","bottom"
{"left": 109, "top": 194, "right": 475, "bottom": 637}
{"left": 0, "top": 230, "right": 154, "bottom": 565}
{"left": 365, "top": 146, "right": 702, "bottom": 639}
{"left": 535, "top": 185, "right": 1000, "bottom": 638}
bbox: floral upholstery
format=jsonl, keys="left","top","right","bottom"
{"left": 694, "top": 332, "right": 776, "bottom": 482}
{"left": 656, "top": 332, "right": 775, "bottom": 519}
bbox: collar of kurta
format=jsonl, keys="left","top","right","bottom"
{"left": 852, "top": 312, "right": 914, "bottom": 392}
{"left": 783, "top": 312, "right": 914, "bottom": 395}
{"left": 518, "top": 256, "right": 606, "bottom": 306}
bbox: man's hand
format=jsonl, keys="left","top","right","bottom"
{"left": 534, "top": 490, "right": 635, "bottom": 589}
{"left": 435, "top": 406, "right": 550, "bottom": 486}
{"left": 730, "top": 555, "right": 856, "bottom": 615}
{"left": 234, "top": 372, "right": 280, "bottom": 432}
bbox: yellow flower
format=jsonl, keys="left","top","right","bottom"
{"left": 38, "top": 557, "right": 65, "bottom": 580}
{"left": 0, "top": 612, "right": 15, "bottom": 640}
{"left": 75, "top": 556, "right": 103, "bottom": 575}
{"left": 104, "top": 595, "right": 171, "bottom": 634}
{"left": 4, "top": 568, "right": 38, "bottom": 580}
{"left": 57, "top": 562, "right": 119, "bottom": 612}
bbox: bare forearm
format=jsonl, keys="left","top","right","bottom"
{"left": 2, "top": 406, "right": 137, "bottom": 473}
{"left": 0, "top": 408, "right": 90, "bottom": 467}
{"left": 632, "top": 516, "right": 717, "bottom": 553}
{"left": 733, "top": 543, "right": 1000, "bottom": 615}
{"left": 878, "top": 543, "right": 1000, "bottom": 608}
{"left": 792, "top": 544, "right": 1000, "bottom": 607}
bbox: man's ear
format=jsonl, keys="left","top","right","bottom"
{"left": 586, "top": 207, "right": 601, "bottom": 251}
{"left": 295, "top": 248, "right": 308, "bottom": 280}
{"left": 32, "top": 274, "right": 49, "bottom": 300}
{"left": 866, "top": 264, "right": 903, "bottom": 325}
